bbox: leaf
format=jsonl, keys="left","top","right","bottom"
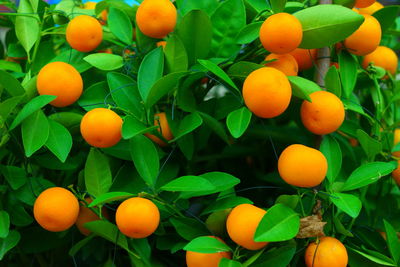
{"left": 78, "top": 81, "right": 110, "bottom": 111}
{"left": 236, "top": 22, "right": 263, "bottom": 44}
{"left": 0, "top": 211, "right": 10, "bottom": 239}
{"left": 373, "top": 6, "right": 400, "bottom": 32}
{"left": 183, "top": 236, "right": 231, "bottom": 253}
{"left": 130, "top": 134, "right": 159, "bottom": 188}
{"left": 249, "top": 243, "right": 296, "bottom": 267}
{"left": 339, "top": 51, "right": 358, "bottom": 98}
{"left": 254, "top": 204, "right": 300, "bottom": 242}
{"left": 89, "top": 192, "right": 135, "bottom": 207}
{"left": 294, "top": 5, "right": 364, "bottom": 48}
{"left": 384, "top": 220, "right": 400, "bottom": 264}
{"left": 341, "top": 161, "right": 397, "bottom": 191}
{"left": 0, "top": 230, "right": 20, "bottom": 260}
{"left": 201, "top": 196, "right": 253, "bottom": 215}
{"left": 325, "top": 65, "right": 342, "bottom": 98}
{"left": 347, "top": 247, "right": 396, "bottom": 266}
{"left": 356, "top": 129, "right": 382, "bottom": 160}
{"left": 164, "top": 35, "right": 188, "bottom": 73}
{"left": 45, "top": 120, "right": 72, "bottom": 163}
{"left": 121, "top": 116, "right": 148, "bottom": 139}
{"left": 15, "top": 0, "right": 39, "bottom": 53}
{"left": 270, "top": 0, "right": 287, "bottom": 13}
{"left": 108, "top": 7, "right": 133, "bottom": 45}
{"left": 199, "top": 112, "right": 230, "bottom": 144}
{"left": 21, "top": 110, "right": 49, "bottom": 157}
{"left": 176, "top": 0, "right": 219, "bottom": 16}
{"left": 0, "top": 70, "right": 25, "bottom": 97}
{"left": 330, "top": 192, "right": 362, "bottom": 218}
{"left": 84, "top": 148, "right": 112, "bottom": 197}
{"left": 171, "top": 112, "right": 203, "bottom": 141}
{"left": 137, "top": 47, "right": 164, "bottom": 101}
{"left": 0, "top": 165, "right": 27, "bottom": 190}
{"left": 227, "top": 61, "right": 263, "bottom": 80}
{"left": 170, "top": 217, "right": 209, "bottom": 241}
{"left": 288, "top": 76, "right": 321, "bottom": 101}
{"left": 9, "top": 95, "right": 56, "bottom": 130}
{"left": 84, "top": 53, "right": 124, "bottom": 71}
{"left": 320, "top": 135, "right": 342, "bottom": 183}
{"left": 227, "top": 107, "right": 252, "bottom": 138}
{"left": 0, "top": 96, "right": 24, "bottom": 121}
{"left": 219, "top": 258, "right": 242, "bottom": 267}
{"left": 69, "top": 235, "right": 95, "bottom": 257}
{"left": 198, "top": 59, "right": 240, "bottom": 93}
{"left": 160, "top": 176, "right": 216, "bottom": 192}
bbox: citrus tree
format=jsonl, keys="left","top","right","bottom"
{"left": 0, "top": 0, "right": 399, "bottom": 266}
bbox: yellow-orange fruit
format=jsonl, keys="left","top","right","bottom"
{"left": 289, "top": 48, "right": 317, "bottom": 71}
{"left": 136, "top": 0, "right": 177, "bottom": 39}
{"left": 300, "top": 91, "right": 345, "bottom": 135}
{"left": 242, "top": 67, "right": 292, "bottom": 118}
{"left": 33, "top": 187, "right": 79, "bottom": 232}
{"left": 344, "top": 14, "right": 381, "bottom": 56}
{"left": 355, "top": 0, "right": 375, "bottom": 8}
{"left": 278, "top": 144, "right": 328, "bottom": 187}
{"left": 305, "top": 237, "right": 348, "bottom": 267}
{"left": 75, "top": 198, "right": 108, "bottom": 236}
{"left": 186, "top": 236, "right": 231, "bottom": 267}
{"left": 226, "top": 204, "right": 268, "bottom": 250}
{"left": 37, "top": 61, "right": 83, "bottom": 107}
{"left": 115, "top": 197, "right": 160, "bottom": 238}
{"left": 393, "top": 129, "right": 400, "bottom": 157}
{"left": 392, "top": 160, "right": 400, "bottom": 186}
{"left": 358, "top": 1, "right": 383, "bottom": 14}
{"left": 362, "top": 46, "right": 398, "bottom": 76}
{"left": 66, "top": 15, "right": 103, "bottom": 52}
{"left": 264, "top": 53, "right": 299, "bottom": 76}
{"left": 80, "top": 108, "right": 123, "bottom": 148}
{"left": 145, "top": 112, "right": 174, "bottom": 146}
{"left": 259, "top": 13, "right": 303, "bottom": 54}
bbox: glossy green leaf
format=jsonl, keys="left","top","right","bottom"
{"left": 89, "top": 192, "right": 135, "bottom": 207}
{"left": 176, "top": 0, "right": 219, "bottom": 16}
{"left": 108, "top": 7, "right": 133, "bottom": 45}
{"left": 373, "top": 6, "right": 400, "bottom": 32}
{"left": 0, "top": 96, "right": 24, "bottom": 121}
{"left": 137, "top": 47, "right": 164, "bottom": 101}
{"left": 320, "top": 135, "right": 342, "bottom": 183}
{"left": 270, "top": 0, "right": 286, "bottom": 13}
{"left": 347, "top": 247, "right": 396, "bottom": 266}
{"left": 164, "top": 35, "right": 188, "bottom": 73}
{"left": 0, "top": 165, "right": 27, "bottom": 190}
{"left": 84, "top": 53, "right": 124, "bottom": 71}
{"left": 48, "top": 112, "right": 83, "bottom": 131}
{"left": 78, "top": 81, "right": 110, "bottom": 111}
{"left": 21, "top": 110, "right": 49, "bottom": 157}
{"left": 0, "top": 211, "right": 10, "bottom": 239}
{"left": 275, "top": 195, "right": 299, "bottom": 210}
{"left": 183, "top": 236, "right": 231, "bottom": 253}
{"left": 122, "top": 116, "right": 148, "bottom": 139}
{"left": 161, "top": 176, "right": 216, "bottom": 192}
{"left": 199, "top": 112, "right": 230, "bottom": 144}
{"left": 170, "top": 217, "right": 209, "bottom": 241}
{"left": 0, "top": 70, "right": 25, "bottom": 97}
{"left": 219, "top": 258, "right": 242, "bottom": 267}
{"left": 236, "top": 22, "right": 263, "bottom": 44}
{"left": 201, "top": 196, "right": 253, "bottom": 215}
{"left": 325, "top": 65, "right": 342, "bottom": 97}
{"left": 288, "top": 76, "right": 321, "bottom": 101}
{"left": 227, "top": 61, "right": 263, "bottom": 80}
{"left": 339, "top": 51, "right": 358, "bottom": 98}
{"left": 384, "top": 220, "right": 400, "bottom": 264}
{"left": 198, "top": 59, "right": 240, "bottom": 93}
{"left": 227, "top": 107, "right": 252, "bottom": 138}
{"left": 250, "top": 243, "right": 296, "bottom": 267}
{"left": 84, "top": 148, "right": 112, "bottom": 197}
{"left": 330, "top": 192, "right": 362, "bottom": 218}
{"left": 356, "top": 129, "right": 382, "bottom": 160}
{"left": 0, "top": 230, "right": 20, "bottom": 260}
{"left": 45, "top": 120, "right": 72, "bottom": 163}
{"left": 15, "top": 0, "right": 39, "bottom": 53}
{"left": 171, "top": 112, "right": 203, "bottom": 141}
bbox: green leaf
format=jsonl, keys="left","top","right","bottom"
{"left": 219, "top": 258, "right": 242, "bottom": 267}
{"left": 339, "top": 51, "right": 358, "bottom": 98}
{"left": 330, "top": 192, "right": 362, "bottom": 218}
{"left": 347, "top": 247, "right": 396, "bottom": 266}
{"left": 84, "top": 53, "right": 124, "bottom": 71}
{"left": 210, "top": 0, "right": 246, "bottom": 58}
{"left": 0, "top": 211, "right": 10, "bottom": 239}
{"left": 356, "top": 129, "right": 382, "bottom": 160}
{"left": 0, "top": 165, "right": 27, "bottom": 190}
{"left": 254, "top": 204, "right": 300, "bottom": 242}
{"left": 78, "top": 81, "right": 110, "bottom": 111}
{"left": 249, "top": 243, "right": 296, "bottom": 267}
{"left": 15, "top": 0, "right": 39, "bottom": 53}
{"left": 84, "top": 148, "right": 112, "bottom": 197}
{"left": 236, "top": 22, "right": 263, "bottom": 44}
{"left": 48, "top": 112, "right": 83, "bottom": 131}
{"left": 227, "top": 61, "right": 263, "bottom": 80}
{"left": 199, "top": 112, "right": 230, "bottom": 144}
{"left": 130, "top": 134, "right": 159, "bottom": 188}
{"left": 176, "top": 0, "right": 219, "bottom": 16}
{"left": 270, "top": 0, "right": 287, "bottom": 13}
{"left": 9, "top": 95, "right": 56, "bottom": 130}
{"left": 137, "top": 47, "right": 164, "bottom": 101}
{"left": 122, "top": 116, "right": 149, "bottom": 139}
{"left": 198, "top": 59, "right": 240, "bottom": 93}
{"left": 320, "top": 135, "right": 342, "bottom": 183}
{"left": 294, "top": 4, "right": 364, "bottom": 49}
{"left": 384, "top": 220, "right": 400, "bottom": 264}
{"left": 0, "top": 230, "right": 20, "bottom": 260}
{"left": 171, "top": 112, "right": 203, "bottom": 141}
{"left": 108, "top": 7, "right": 133, "bottom": 45}
{"left": 170, "top": 217, "right": 209, "bottom": 241}
{"left": 373, "top": 6, "right": 400, "bottom": 32}
{"left": 0, "top": 96, "right": 24, "bottom": 121}
{"left": 161, "top": 176, "right": 216, "bottom": 192}
{"left": 275, "top": 195, "right": 299, "bottom": 210}
{"left": 227, "top": 107, "right": 252, "bottom": 138}
{"left": 164, "top": 35, "right": 188, "bottom": 73}
{"left": 45, "top": 120, "right": 72, "bottom": 163}
{"left": 0, "top": 70, "right": 25, "bottom": 97}
{"left": 288, "top": 76, "right": 320, "bottom": 101}
{"left": 69, "top": 235, "right": 95, "bottom": 257}
{"left": 89, "top": 192, "right": 135, "bottom": 207}
{"left": 183, "top": 236, "right": 231, "bottom": 253}
{"left": 341, "top": 161, "right": 398, "bottom": 191}
{"left": 21, "top": 110, "right": 49, "bottom": 157}
{"left": 325, "top": 66, "right": 342, "bottom": 98}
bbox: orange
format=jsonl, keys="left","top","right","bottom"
{"left": 145, "top": 112, "right": 174, "bottom": 146}
{"left": 300, "top": 91, "right": 345, "bottom": 135}
{"left": 289, "top": 48, "right": 317, "bottom": 71}
{"left": 226, "top": 204, "right": 268, "bottom": 250}
{"left": 344, "top": 14, "right": 381, "bottom": 56}
{"left": 355, "top": 0, "right": 375, "bottom": 8}
{"left": 242, "top": 67, "right": 292, "bottom": 118}
{"left": 278, "top": 144, "right": 328, "bottom": 187}
{"left": 186, "top": 236, "right": 231, "bottom": 267}
{"left": 358, "top": 1, "right": 383, "bottom": 14}
{"left": 80, "top": 108, "right": 123, "bottom": 148}
{"left": 393, "top": 129, "right": 400, "bottom": 157}
{"left": 264, "top": 53, "right": 299, "bottom": 76}
{"left": 136, "top": 0, "right": 177, "bottom": 39}
{"left": 259, "top": 13, "right": 303, "bottom": 54}
{"left": 115, "top": 197, "right": 160, "bottom": 238}
{"left": 391, "top": 160, "right": 400, "bottom": 185}
{"left": 305, "top": 237, "right": 348, "bottom": 267}
{"left": 157, "top": 41, "right": 167, "bottom": 48}
{"left": 33, "top": 187, "right": 79, "bottom": 232}
{"left": 362, "top": 46, "right": 398, "bottom": 76}
{"left": 66, "top": 15, "right": 103, "bottom": 52}
{"left": 37, "top": 61, "right": 83, "bottom": 107}
{"left": 75, "top": 198, "right": 108, "bottom": 236}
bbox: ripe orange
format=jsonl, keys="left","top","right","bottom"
{"left": 33, "top": 187, "right": 79, "bottom": 232}
{"left": 393, "top": 129, "right": 400, "bottom": 157}
{"left": 136, "top": 0, "right": 177, "bottom": 39}
{"left": 186, "top": 236, "right": 231, "bottom": 267}
{"left": 116, "top": 197, "right": 160, "bottom": 238}
{"left": 226, "top": 204, "right": 268, "bottom": 250}
{"left": 358, "top": 1, "right": 383, "bottom": 14}
{"left": 264, "top": 53, "right": 299, "bottom": 76}
{"left": 157, "top": 41, "right": 167, "bottom": 48}
{"left": 391, "top": 160, "right": 400, "bottom": 186}
{"left": 145, "top": 112, "right": 174, "bottom": 146}
{"left": 75, "top": 198, "right": 108, "bottom": 236}
{"left": 242, "top": 67, "right": 292, "bottom": 118}
{"left": 259, "top": 13, "right": 303, "bottom": 54}
{"left": 278, "top": 144, "right": 328, "bottom": 187}
{"left": 355, "top": 0, "right": 375, "bottom": 8}
{"left": 289, "top": 48, "right": 317, "bottom": 71}
{"left": 80, "top": 108, "right": 123, "bottom": 148}
{"left": 66, "top": 15, "right": 103, "bottom": 52}
{"left": 344, "top": 14, "right": 381, "bottom": 56}
{"left": 301, "top": 91, "right": 345, "bottom": 135}
{"left": 37, "top": 62, "right": 83, "bottom": 107}
{"left": 305, "top": 237, "right": 348, "bottom": 267}
{"left": 362, "top": 46, "right": 398, "bottom": 76}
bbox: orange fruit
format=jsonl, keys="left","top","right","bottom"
{"left": 186, "top": 236, "right": 231, "bottom": 267}
{"left": 393, "top": 129, "right": 400, "bottom": 157}
{"left": 80, "top": 108, "right": 123, "bottom": 148}
{"left": 259, "top": 13, "right": 303, "bottom": 54}
{"left": 242, "top": 67, "right": 292, "bottom": 118}
{"left": 278, "top": 144, "right": 328, "bottom": 187}
{"left": 344, "top": 14, "right": 381, "bottom": 56}
{"left": 305, "top": 237, "right": 348, "bottom": 267}
{"left": 358, "top": 1, "right": 383, "bottom": 14}
{"left": 300, "top": 91, "right": 345, "bottom": 135}
{"left": 145, "top": 112, "right": 174, "bottom": 146}
{"left": 226, "top": 204, "right": 268, "bottom": 250}
{"left": 136, "top": 0, "right": 177, "bottom": 39}
{"left": 33, "top": 187, "right": 79, "bottom": 232}
{"left": 37, "top": 61, "right": 83, "bottom": 107}
{"left": 75, "top": 198, "right": 108, "bottom": 236}
{"left": 264, "top": 53, "right": 299, "bottom": 76}
{"left": 362, "top": 46, "right": 398, "bottom": 76}
{"left": 66, "top": 15, "right": 103, "bottom": 52}
{"left": 289, "top": 48, "right": 317, "bottom": 71}
{"left": 157, "top": 41, "right": 167, "bottom": 48}
{"left": 115, "top": 197, "right": 160, "bottom": 238}
{"left": 391, "top": 160, "right": 400, "bottom": 185}
{"left": 355, "top": 0, "right": 375, "bottom": 8}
